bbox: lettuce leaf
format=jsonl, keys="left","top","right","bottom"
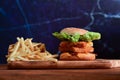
{"left": 52, "top": 31, "right": 101, "bottom": 42}
{"left": 80, "top": 32, "right": 101, "bottom": 41}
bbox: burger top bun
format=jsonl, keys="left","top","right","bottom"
{"left": 60, "top": 27, "right": 88, "bottom": 35}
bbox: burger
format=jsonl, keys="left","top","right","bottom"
{"left": 52, "top": 27, "right": 101, "bottom": 60}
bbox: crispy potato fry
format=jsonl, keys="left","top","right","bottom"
{"left": 7, "top": 37, "right": 58, "bottom": 62}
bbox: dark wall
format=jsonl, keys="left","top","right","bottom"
{"left": 0, "top": 0, "right": 120, "bottom": 63}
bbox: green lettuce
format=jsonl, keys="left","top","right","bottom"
{"left": 80, "top": 32, "right": 101, "bottom": 41}
{"left": 52, "top": 31, "right": 101, "bottom": 42}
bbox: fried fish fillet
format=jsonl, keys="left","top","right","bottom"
{"left": 59, "top": 41, "right": 93, "bottom": 48}
{"left": 70, "top": 47, "right": 94, "bottom": 53}
{"left": 59, "top": 46, "right": 94, "bottom": 53}
{"left": 60, "top": 52, "right": 96, "bottom": 60}
{"left": 60, "top": 52, "right": 80, "bottom": 60}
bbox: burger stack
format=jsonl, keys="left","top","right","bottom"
{"left": 59, "top": 41, "right": 96, "bottom": 60}
{"left": 53, "top": 27, "right": 101, "bottom": 61}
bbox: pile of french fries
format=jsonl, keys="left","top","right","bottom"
{"left": 7, "top": 37, "right": 58, "bottom": 62}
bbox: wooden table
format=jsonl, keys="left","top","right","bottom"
{"left": 0, "top": 64, "right": 120, "bottom": 80}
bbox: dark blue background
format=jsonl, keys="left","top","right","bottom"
{"left": 0, "top": 0, "right": 120, "bottom": 63}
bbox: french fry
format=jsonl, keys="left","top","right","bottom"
{"left": 7, "top": 41, "right": 20, "bottom": 61}
{"left": 7, "top": 37, "right": 58, "bottom": 62}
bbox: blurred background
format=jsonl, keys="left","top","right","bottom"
{"left": 0, "top": 0, "right": 120, "bottom": 63}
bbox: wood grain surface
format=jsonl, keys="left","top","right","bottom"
{"left": 8, "top": 59, "right": 120, "bottom": 69}
{"left": 0, "top": 65, "right": 120, "bottom": 80}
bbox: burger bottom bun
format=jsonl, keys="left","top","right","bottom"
{"left": 60, "top": 52, "right": 96, "bottom": 60}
